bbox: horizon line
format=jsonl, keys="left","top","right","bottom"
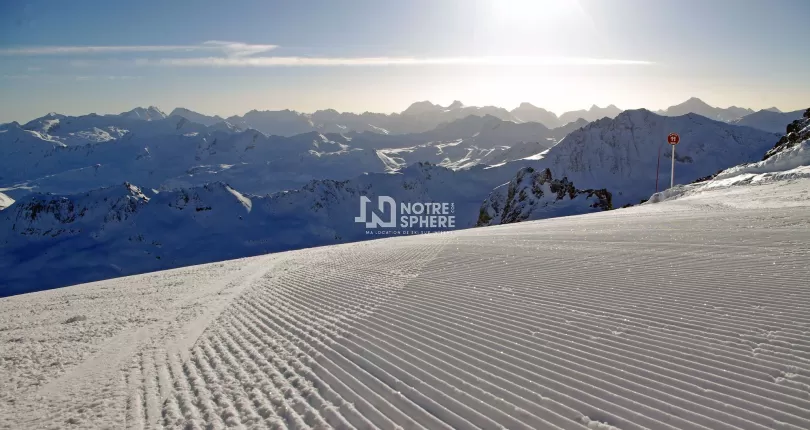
{"left": 5, "top": 99, "right": 794, "bottom": 126}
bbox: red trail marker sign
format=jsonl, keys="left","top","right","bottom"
{"left": 668, "top": 133, "right": 680, "bottom": 145}
{"left": 657, "top": 133, "right": 682, "bottom": 193}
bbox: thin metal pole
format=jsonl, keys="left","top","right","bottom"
{"left": 656, "top": 143, "right": 662, "bottom": 193}
{"left": 670, "top": 144, "right": 676, "bottom": 188}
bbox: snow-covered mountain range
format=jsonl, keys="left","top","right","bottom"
{"left": 2, "top": 103, "right": 795, "bottom": 295}
{"left": 140, "top": 100, "right": 600, "bottom": 135}
{"left": 375, "top": 114, "right": 582, "bottom": 170}
{"left": 217, "top": 101, "right": 618, "bottom": 134}
{"left": 169, "top": 101, "right": 525, "bottom": 136}
{"left": 474, "top": 108, "right": 785, "bottom": 226}
{"left": 530, "top": 109, "right": 779, "bottom": 206}
{"left": 162, "top": 98, "right": 788, "bottom": 135}
{"left": 3, "top": 109, "right": 589, "bottom": 202}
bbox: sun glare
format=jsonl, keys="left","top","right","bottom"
{"left": 490, "top": 0, "right": 580, "bottom": 26}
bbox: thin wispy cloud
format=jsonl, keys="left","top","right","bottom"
{"left": 200, "top": 41, "right": 278, "bottom": 57}
{"left": 1, "top": 74, "right": 32, "bottom": 80}
{"left": 75, "top": 75, "right": 143, "bottom": 81}
{"left": 0, "top": 41, "right": 277, "bottom": 57}
{"left": 0, "top": 41, "right": 652, "bottom": 68}
{"left": 155, "top": 55, "right": 653, "bottom": 67}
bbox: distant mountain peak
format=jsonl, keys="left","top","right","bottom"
{"left": 509, "top": 102, "right": 560, "bottom": 128}
{"left": 680, "top": 97, "right": 712, "bottom": 107}
{"left": 168, "top": 107, "right": 225, "bottom": 126}
{"left": 170, "top": 107, "right": 195, "bottom": 115}
{"left": 479, "top": 113, "right": 503, "bottom": 121}
{"left": 401, "top": 100, "right": 440, "bottom": 115}
{"left": 447, "top": 100, "right": 464, "bottom": 110}
{"left": 121, "top": 106, "right": 167, "bottom": 120}
{"left": 557, "top": 104, "right": 623, "bottom": 125}
{"left": 587, "top": 104, "right": 620, "bottom": 112}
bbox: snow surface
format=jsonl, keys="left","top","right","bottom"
{"left": 2, "top": 179, "right": 809, "bottom": 429}
{"left": 712, "top": 139, "right": 810, "bottom": 185}
{"left": 0, "top": 192, "right": 13, "bottom": 210}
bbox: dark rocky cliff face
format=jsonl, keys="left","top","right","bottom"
{"left": 477, "top": 167, "right": 612, "bottom": 226}
{"left": 763, "top": 108, "right": 810, "bottom": 161}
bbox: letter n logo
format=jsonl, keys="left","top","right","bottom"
{"left": 355, "top": 196, "right": 396, "bottom": 228}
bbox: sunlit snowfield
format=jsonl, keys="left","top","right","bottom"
{"left": 1, "top": 180, "right": 809, "bottom": 429}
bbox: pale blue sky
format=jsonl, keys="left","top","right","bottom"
{"left": 1, "top": 0, "right": 808, "bottom": 122}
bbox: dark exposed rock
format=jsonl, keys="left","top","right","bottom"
{"left": 477, "top": 167, "right": 612, "bottom": 226}
{"left": 763, "top": 108, "right": 810, "bottom": 161}
{"left": 691, "top": 169, "right": 724, "bottom": 184}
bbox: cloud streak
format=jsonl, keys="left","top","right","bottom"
{"left": 0, "top": 41, "right": 653, "bottom": 68}
{"left": 0, "top": 41, "right": 277, "bottom": 57}
{"left": 154, "top": 55, "right": 654, "bottom": 67}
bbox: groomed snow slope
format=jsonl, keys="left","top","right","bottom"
{"left": 1, "top": 180, "right": 809, "bottom": 429}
